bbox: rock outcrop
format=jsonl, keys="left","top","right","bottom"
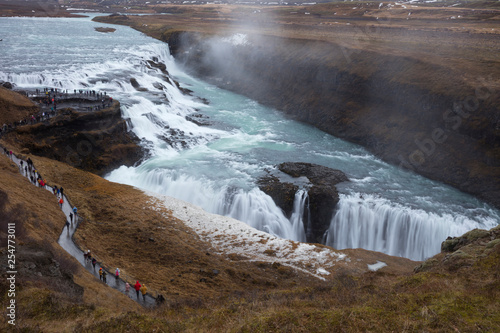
{"left": 3, "top": 100, "right": 143, "bottom": 176}
{"left": 258, "top": 162, "right": 348, "bottom": 244}
{"left": 415, "top": 225, "right": 500, "bottom": 273}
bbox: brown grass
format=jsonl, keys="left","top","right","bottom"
{"left": 0, "top": 86, "right": 38, "bottom": 125}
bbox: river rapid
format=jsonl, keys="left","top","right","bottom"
{"left": 1, "top": 15, "right": 498, "bottom": 261}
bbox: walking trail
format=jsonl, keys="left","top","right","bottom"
{"left": 3, "top": 150, "right": 158, "bottom": 307}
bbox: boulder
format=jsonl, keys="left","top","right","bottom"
{"left": 258, "top": 162, "right": 348, "bottom": 244}
{"left": 2, "top": 82, "right": 13, "bottom": 89}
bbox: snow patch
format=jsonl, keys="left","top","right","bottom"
{"left": 367, "top": 261, "right": 387, "bottom": 271}
{"left": 145, "top": 191, "right": 349, "bottom": 280}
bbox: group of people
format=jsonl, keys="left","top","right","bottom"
{"left": 91, "top": 253, "right": 149, "bottom": 301}
{"left": 0, "top": 87, "right": 114, "bottom": 139}
{"left": 131, "top": 280, "right": 148, "bottom": 301}
{"left": 2, "top": 147, "right": 159, "bottom": 305}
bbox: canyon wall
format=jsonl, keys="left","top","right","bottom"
{"left": 166, "top": 31, "right": 500, "bottom": 208}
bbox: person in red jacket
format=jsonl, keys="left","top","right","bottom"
{"left": 134, "top": 280, "right": 141, "bottom": 299}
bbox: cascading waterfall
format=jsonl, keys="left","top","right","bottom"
{"left": 324, "top": 193, "right": 498, "bottom": 261}
{"left": 289, "top": 190, "right": 308, "bottom": 243}
{"left": 1, "top": 16, "right": 498, "bottom": 262}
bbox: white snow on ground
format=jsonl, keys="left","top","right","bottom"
{"left": 145, "top": 192, "right": 348, "bottom": 281}
{"left": 367, "top": 261, "right": 387, "bottom": 271}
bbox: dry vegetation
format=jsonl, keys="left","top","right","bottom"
{"left": 0, "top": 87, "right": 38, "bottom": 125}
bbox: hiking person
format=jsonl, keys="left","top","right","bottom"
{"left": 99, "top": 268, "right": 103, "bottom": 281}
{"left": 134, "top": 280, "right": 141, "bottom": 299}
{"left": 140, "top": 284, "right": 148, "bottom": 301}
{"left": 86, "top": 250, "right": 91, "bottom": 263}
{"left": 92, "top": 257, "right": 97, "bottom": 270}
{"left": 60, "top": 187, "right": 64, "bottom": 197}
{"left": 125, "top": 282, "right": 130, "bottom": 293}
{"left": 59, "top": 198, "right": 63, "bottom": 208}
{"left": 102, "top": 270, "right": 107, "bottom": 284}
{"left": 66, "top": 220, "right": 70, "bottom": 234}
{"left": 115, "top": 268, "right": 120, "bottom": 279}
{"left": 69, "top": 212, "right": 73, "bottom": 223}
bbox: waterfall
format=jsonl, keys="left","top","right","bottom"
{"left": 289, "top": 190, "right": 308, "bottom": 243}
{"left": 324, "top": 193, "right": 496, "bottom": 261}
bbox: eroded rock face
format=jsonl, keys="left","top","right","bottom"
{"left": 7, "top": 101, "right": 144, "bottom": 176}
{"left": 258, "top": 162, "right": 348, "bottom": 244}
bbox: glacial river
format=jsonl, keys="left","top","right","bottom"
{"left": 1, "top": 15, "right": 498, "bottom": 261}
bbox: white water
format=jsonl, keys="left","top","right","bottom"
{"left": 1, "top": 15, "right": 498, "bottom": 261}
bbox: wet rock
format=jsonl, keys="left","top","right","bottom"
{"left": 94, "top": 27, "right": 116, "bottom": 33}
{"left": 2, "top": 81, "right": 13, "bottom": 89}
{"left": 153, "top": 82, "right": 166, "bottom": 90}
{"left": 147, "top": 59, "right": 169, "bottom": 75}
{"left": 257, "top": 175, "right": 298, "bottom": 218}
{"left": 258, "top": 162, "right": 348, "bottom": 244}
{"left": 186, "top": 113, "right": 211, "bottom": 126}
{"left": 130, "top": 78, "right": 148, "bottom": 92}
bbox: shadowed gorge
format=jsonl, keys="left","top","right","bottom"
{"left": 164, "top": 31, "right": 500, "bottom": 209}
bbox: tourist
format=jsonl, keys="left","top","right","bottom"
{"left": 102, "top": 270, "right": 107, "bottom": 284}
{"left": 134, "top": 280, "right": 141, "bottom": 299}
{"left": 59, "top": 198, "right": 63, "bottom": 208}
{"left": 69, "top": 212, "right": 73, "bottom": 223}
{"left": 99, "top": 268, "right": 103, "bottom": 281}
{"left": 140, "top": 284, "right": 148, "bottom": 301}
{"left": 125, "top": 282, "right": 130, "bottom": 293}
{"left": 92, "top": 257, "right": 97, "bottom": 271}
{"left": 60, "top": 187, "right": 64, "bottom": 197}
{"left": 115, "top": 268, "right": 120, "bottom": 279}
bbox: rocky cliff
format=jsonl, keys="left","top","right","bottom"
{"left": 166, "top": 31, "right": 500, "bottom": 209}
{"left": 2, "top": 101, "right": 143, "bottom": 176}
